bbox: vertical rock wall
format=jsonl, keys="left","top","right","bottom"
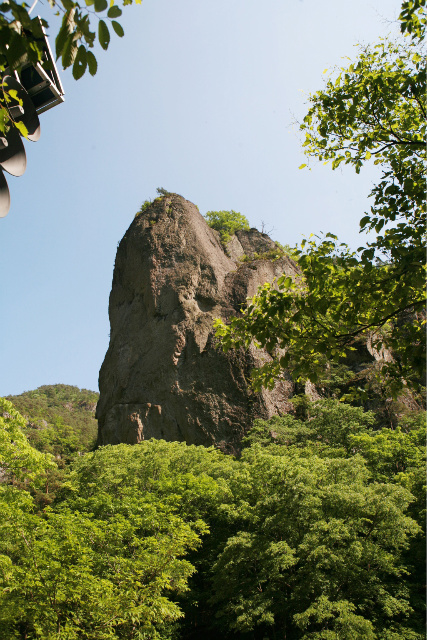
{"left": 96, "top": 194, "right": 299, "bottom": 453}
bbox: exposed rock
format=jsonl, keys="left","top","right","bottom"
{"left": 225, "top": 228, "right": 278, "bottom": 261}
{"left": 96, "top": 194, "right": 299, "bottom": 453}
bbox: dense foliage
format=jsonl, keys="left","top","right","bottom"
{"left": 214, "top": 7, "right": 426, "bottom": 399}
{"left": 0, "top": 395, "right": 424, "bottom": 639}
{"left": 0, "top": 0, "right": 138, "bottom": 84}
{"left": 6, "top": 384, "right": 99, "bottom": 463}
{"left": 3, "top": 385, "right": 98, "bottom": 507}
{"left": 0, "top": 0, "right": 142, "bottom": 138}
{"left": 204, "top": 210, "right": 250, "bottom": 245}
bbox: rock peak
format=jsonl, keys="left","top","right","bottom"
{"left": 96, "top": 195, "right": 299, "bottom": 454}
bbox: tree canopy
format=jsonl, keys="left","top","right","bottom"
{"left": 7, "top": 384, "right": 99, "bottom": 462}
{"left": 215, "top": 4, "right": 426, "bottom": 398}
{"left": 204, "top": 210, "right": 250, "bottom": 245}
{"left": 0, "top": 395, "right": 424, "bottom": 638}
{"left": 0, "top": 397, "right": 55, "bottom": 484}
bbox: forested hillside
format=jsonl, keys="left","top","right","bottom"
{"left": 6, "top": 384, "right": 99, "bottom": 463}
{"left": 0, "top": 394, "right": 425, "bottom": 639}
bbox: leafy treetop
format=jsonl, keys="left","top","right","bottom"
{"left": 0, "top": 396, "right": 424, "bottom": 638}
{"left": 0, "top": 397, "right": 55, "bottom": 484}
{"left": 6, "top": 384, "right": 99, "bottom": 463}
{"left": 204, "top": 210, "right": 250, "bottom": 245}
{"left": 399, "top": 0, "right": 426, "bottom": 40}
{"left": 215, "top": 7, "right": 426, "bottom": 398}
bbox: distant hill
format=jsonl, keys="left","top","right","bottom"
{"left": 6, "top": 384, "right": 99, "bottom": 464}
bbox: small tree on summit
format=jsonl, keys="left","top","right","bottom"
{"left": 204, "top": 210, "right": 250, "bottom": 244}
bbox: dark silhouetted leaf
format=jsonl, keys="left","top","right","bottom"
{"left": 111, "top": 20, "right": 124, "bottom": 37}
{"left": 107, "top": 4, "right": 122, "bottom": 17}
{"left": 72, "top": 45, "right": 87, "bottom": 79}
{"left": 86, "top": 50, "right": 98, "bottom": 76}
{"left": 98, "top": 20, "right": 110, "bottom": 50}
{"left": 94, "top": 0, "right": 108, "bottom": 12}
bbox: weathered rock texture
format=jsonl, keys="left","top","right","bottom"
{"left": 96, "top": 194, "right": 299, "bottom": 453}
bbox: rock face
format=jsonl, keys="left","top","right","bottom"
{"left": 96, "top": 194, "right": 299, "bottom": 453}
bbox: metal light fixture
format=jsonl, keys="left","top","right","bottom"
{"left": 0, "top": 15, "right": 65, "bottom": 217}
{"left": 16, "top": 17, "right": 65, "bottom": 115}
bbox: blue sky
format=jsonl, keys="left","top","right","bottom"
{"left": 0, "top": 0, "right": 403, "bottom": 396}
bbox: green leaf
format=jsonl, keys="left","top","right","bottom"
{"left": 56, "top": 9, "right": 75, "bottom": 61}
{"left": 86, "top": 50, "right": 98, "bottom": 76}
{"left": 61, "top": 0, "right": 75, "bottom": 10}
{"left": 299, "top": 163, "right": 307, "bottom": 169}
{"left": 98, "top": 20, "right": 110, "bottom": 49}
{"left": 14, "top": 121, "right": 28, "bottom": 138}
{"left": 107, "top": 4, "right": 122, "bottom": 17}
{"left": 30, "top": 16, "right": 45, "bottom": 39}
{"left": 72, "top": 45, "right": 87, "bottom": 80}
{"left": 111, "top": 20, "right": 124, "bottom": 37}
{"left": 62, "top": 34, "right": 77, "bottom": 69}
{"left": 55, "top": 22, "right": 69, "bottom": 60}
{"left": 4, "top": 31, "right": 27, "bottom": 69}
{"left": 94, "top": 0, "right": 108, "bottom": 11}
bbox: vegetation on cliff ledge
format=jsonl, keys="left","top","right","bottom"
{"left": 204, "top": 209, "right": 250, "bottom": 244}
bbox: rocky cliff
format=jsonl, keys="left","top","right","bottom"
{"left": 96, "top": 194, "right": 299, "bottom": 453}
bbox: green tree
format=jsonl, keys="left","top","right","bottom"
{"left": 4, "top": 386, "right": 99, "bottom": 506}
{"left": 210, "top": 446, "right": 421, "bottom": 639}
{"left": 242, "top": 399, "right": 377, "bottom": 453}
{"left": 7, "top": 384, "right": 99, "bottom": 462}
{"left": 349, "top": 411, "right": 426, "bottom": 619}
{"left": 0, "top": 405, "right": 424, "bottom": 639}
{"left": 0, "top": 397, "right": 55, "bottom": 485}
{"left": 215, "top": 5, "right": 426, "bottom": 398}
{"left": 0, "top": 439, "right": 239, "bottom": 639}
{"left": 234, "top": 401, "right": 426, "bottom": 639}
{"left": 0, "top": 503, "right": 200, "bottom": 638}
{"left": 0, "top": 441, "right": 222, "bottom": 639}
{"left": 204, "top": 210, "right": 250, "bottom": 244}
